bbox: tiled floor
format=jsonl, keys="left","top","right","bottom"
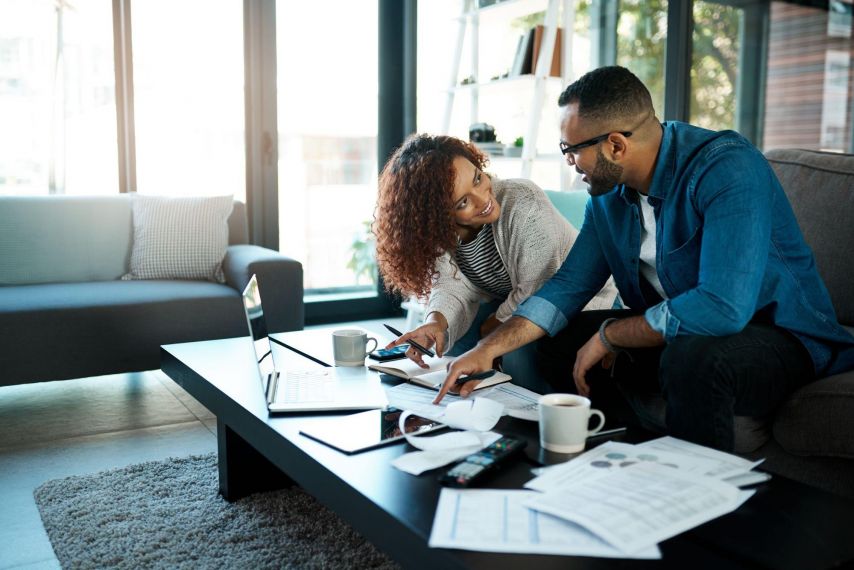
{"left": 0, "top": 317, "right": 405, "bottom": 569}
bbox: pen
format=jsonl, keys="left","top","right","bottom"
{"left": 384, "top": 324, "right": 435, "bottom": 357}
{"left": 455, "top": 369, "right": 496, "bottom": 385}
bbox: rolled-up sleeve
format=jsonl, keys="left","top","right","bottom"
{"left": 513, "top": 199, "right": 612, "bottom": 335}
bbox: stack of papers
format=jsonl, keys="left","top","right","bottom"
{"left": 429, "top": 436, "right": 763, "bottom": 558}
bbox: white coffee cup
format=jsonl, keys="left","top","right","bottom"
{"left": 332, "top": 329, "right": 378, "bottom": 367}
{"left": 538, "top": 393, "right": 606, "bottom": 453}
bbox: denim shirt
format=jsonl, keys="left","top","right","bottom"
{"left": 516, "top": 121, "right": 854, "bottom": 376}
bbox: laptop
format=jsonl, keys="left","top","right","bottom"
{"left": 241, "top": 274, "right": 388, "bottom": 413}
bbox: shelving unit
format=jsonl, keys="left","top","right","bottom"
{"left": 442, "top": 0, "right": 576, "bottom": 190}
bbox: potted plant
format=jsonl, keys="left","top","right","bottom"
{"left": 504, "top": 136, "right": 524, "bottom": 157}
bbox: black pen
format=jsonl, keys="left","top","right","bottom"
{"left": 455, "top": 369, "right": 496, "bottom": 385}
{"left": 384, "top": 324, "right": 435, "bottom": 357}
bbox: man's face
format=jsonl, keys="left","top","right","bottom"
{"left": 560, "top": 103, "right": 624, "bottom": 196}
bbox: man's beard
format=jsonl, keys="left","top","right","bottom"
{"left": 586, "top": 146, "right": 623, "bottom": 196}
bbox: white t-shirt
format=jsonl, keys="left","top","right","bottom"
{"left": 638, "top": 195, "right": 667, "bottom": 299}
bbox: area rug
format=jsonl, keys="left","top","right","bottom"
{"left": 34, "top": 453, "right": 399, "bottom": 569}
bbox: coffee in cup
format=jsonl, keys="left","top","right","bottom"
{"left": 538, "top": 393, "right": 605, "bottom": 453}
{"left": 332, "top": 329, "right": 378, "bottom": 367}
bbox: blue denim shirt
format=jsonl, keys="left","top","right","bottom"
{"left": 516, "top": 121, "right": 854, "bottom": 376}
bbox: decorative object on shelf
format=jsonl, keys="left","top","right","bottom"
{"left": 469, "top": 122, "right": 497, "bottom": 143}
{"left": 460, "top": 75, "right": 477, "bottom": 86}
{"left": 504, "top": 136, "right": 524, "bottom": 157}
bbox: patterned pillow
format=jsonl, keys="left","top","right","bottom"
{"left": 122, "top": 194, "right": 234, "bottom": 283}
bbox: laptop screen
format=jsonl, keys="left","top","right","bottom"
{"left": 241, "top": 274, "right": 274, "bottom": 377}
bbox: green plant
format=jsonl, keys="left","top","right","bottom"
{"left": 513, "top": 136, "right": 524, "bottom": 147}
{"left": 346, "top": 220, "right": 377, "bottom": 286}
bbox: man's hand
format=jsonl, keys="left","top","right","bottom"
{"left": 385, "top": 320, "right": 447, "bottom": 369}
{"left": 572, "top": 332, "right": 611, "bottom": 397}
{"left": 433, "top": 347, "right": 495, "bottom": 404}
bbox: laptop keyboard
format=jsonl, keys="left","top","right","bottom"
{"left": 281, "top": 370, "right": 335, "bottom": 403}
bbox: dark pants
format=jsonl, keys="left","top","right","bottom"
{"left": 537, "top": 310, "right": 816, "bottom": 452}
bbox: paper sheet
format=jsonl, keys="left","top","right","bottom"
{"left": 525, "top": 441, "right": 719, "bottom": 493}
{"left": 429, "top": 489, "right": 661, "bottom": 559}
{"left": 474, "top": 383, "right": 542, "bottom": 421}
{"left": 636, "top": 436, "right": 763, "bottom": 479}
{"left": 524, "top": 462, "right": 753, "bottom": 554}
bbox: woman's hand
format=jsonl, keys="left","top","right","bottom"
{"left": 384, "top": 320, "right": 447, "bottom": 368}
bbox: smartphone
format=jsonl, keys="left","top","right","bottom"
{"left": 299, "top": 407, "right": 445, "bottom": 454}
{"left": 368, "top": 344, "right": 409, "bottom": 362}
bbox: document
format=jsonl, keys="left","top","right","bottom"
{"left": 637, "top": 436, "right": 763, "bottom": 479}
{"left": 524, "top": 462, "right": 753, "bottom": 554}
{"left": 384, "top": 381, "right": 542, "bottom": 422}
{"left": 525, "top": 441, "right": 719, "bottom": 493}
{"left": 429, "top": 488, "right": 661, "bottom": 559}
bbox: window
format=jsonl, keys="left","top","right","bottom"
{"left": 690, "top": 2, "right": 743, "bottom": 132}
{"left": 276, "top": 0, "right": 379, "bottom": 298}
{"left": 0, "top": 0, "right": 117, "bottom": 195}
{"left": 131, "top": 0, "right": 245, "bottom": 198}
{"left": 616, "top": 0, "right": 667, "bottom": 118}
{"left": 763, "top": 1, "right": 854, "bottom": 153}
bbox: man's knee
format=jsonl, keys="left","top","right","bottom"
{"left": 659, "top": 335, "right": 731, "bottom": 398}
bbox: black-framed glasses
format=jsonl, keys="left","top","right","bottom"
{"left": 559, "top": 131, "right": 633, "bottom": 156}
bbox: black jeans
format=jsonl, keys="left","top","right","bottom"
{"left": 537, "top": 310, "right": 816, "bottom": 452}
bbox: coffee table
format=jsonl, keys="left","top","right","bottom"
{"left": 161, "top": 332, "right": 854, "bottom": 569}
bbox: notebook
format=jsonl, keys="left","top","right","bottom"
{"left": 368, "top": 355, "right": 512, "bottom": 392}
{"left": 241, "top": 275, "right": 387, "bottom": 413}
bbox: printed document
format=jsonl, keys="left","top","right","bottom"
{"left": 429, "top": 488, "right": 661, "bottom": 559}
{"left": 637, "top": 436, "right": 763, "bottom": 479}
{"left": 524, "top": 462, "right": 753, "bottom": 554}
{"left": 525, "top": 440, "right": 719, "bottom": 492}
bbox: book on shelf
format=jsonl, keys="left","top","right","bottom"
{"left": 369, "top": 355, "right": 512, "bottom": 392}
{"left": 515, "top": 27, "right": 536, "bottom": 76}
{"left": 531, "top": 25, "right": 562, "bottom": 78}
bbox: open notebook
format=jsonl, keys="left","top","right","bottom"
{"left": 369, "top": 355, "right": 511, "bottom": 392}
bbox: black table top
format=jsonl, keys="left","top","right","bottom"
{"left": 161, "top": 334, "right": 854, "bottom": 569}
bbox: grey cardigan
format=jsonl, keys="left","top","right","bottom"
{"left": 426, "top": 177, "right": 618, "bottom": 351}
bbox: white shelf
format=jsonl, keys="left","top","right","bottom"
{"left": 451, "top": 74, "right": 563, "bottom": 92}
{"left": 466, "top": 0, "right": 550, "bottom": 23}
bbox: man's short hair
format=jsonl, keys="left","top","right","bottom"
{"left": 558, "top": 66, "right": 654, "bottom": 123}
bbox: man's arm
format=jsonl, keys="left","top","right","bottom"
{"left": 433, "top": 316, "right": 546, "bottom": 403}
{"left": 572, "top": 315, "right": 663, "bottom": 396}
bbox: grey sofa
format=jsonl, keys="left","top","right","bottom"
{"left": 0, "top": 195, "right": 303, "bottom": 387}
{"left": 741, "top": 149, "right": 854, "bottom": 498}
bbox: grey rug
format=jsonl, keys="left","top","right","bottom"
{"left": 34, "top": 453, "right": 399, "bottom": 569}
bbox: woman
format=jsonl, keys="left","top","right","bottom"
{"left": 374, "top": 134, "right": 616, "bottom": 393}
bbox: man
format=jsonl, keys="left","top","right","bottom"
{"left": 435, "top": 66, "right": 854, "bottom": 452}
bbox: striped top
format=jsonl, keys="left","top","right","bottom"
{"left": 454, "top": 223, "right": 512, "bottom": 298}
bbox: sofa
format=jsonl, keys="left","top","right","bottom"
{"left": 545, "top": 148, "right": 854, "bottom": 499}
{"left": 0, "top": 195, "right": 303, "bottom": 387}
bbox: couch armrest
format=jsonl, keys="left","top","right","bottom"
{"left": 223, "top": 244, "right": 304, "bottom": 332}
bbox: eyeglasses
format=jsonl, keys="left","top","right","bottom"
{"left": 559, "top": 131, "right": 633, "bottom": 157}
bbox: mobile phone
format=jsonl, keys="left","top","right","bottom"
{"left": 368, "top": 344, "right": 409, "bottom": 362}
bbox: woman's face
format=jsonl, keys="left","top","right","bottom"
{"left": 449, "top": 156, "right": 500, "bottom": 227}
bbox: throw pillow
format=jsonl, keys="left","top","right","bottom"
{"left": 123, "top": 194, "right": 234, "bottom": 283}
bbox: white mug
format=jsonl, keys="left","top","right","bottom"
{"left": 332, "top": 329, "right": 378, "bottom": 367}
{"left": 538, "top": 393, "right": 606, "bottom": 453}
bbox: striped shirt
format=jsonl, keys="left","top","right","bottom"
{"left": 454, "top": 223, "right": 512, "bottom": 298}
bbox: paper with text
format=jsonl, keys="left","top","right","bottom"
{"left": 637, "top": 436, "right": 763, "bottom": 479}
{"left": 429, "top": 489, "right": 661, "bottom": 558}
{"left": 524, "top": 462, "right": 753, "bottom": 554}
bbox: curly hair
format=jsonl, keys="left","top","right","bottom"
{"left": 374, "top": 134, "right": 488, "bottom": 299}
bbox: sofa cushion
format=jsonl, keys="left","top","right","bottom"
{"left": 124, "top": 194, "right": 233, "bottom": 283}
{"left": 765, "top": 149, "right": 854, "bottom": 326}
{"left": 0, "top": 281, "right": 248, "bottom": 384}
{"left": 0, "top": 196, "right": 133, "bottom": 285}
{"left": 772, "top": 370, "right": 854, "bottom": 459}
